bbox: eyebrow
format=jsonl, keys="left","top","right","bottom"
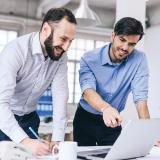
{"left": 119, "top": 36, "right": 137, "bottom": 45}
{"left": 129, "top": 42, "right": 137, "bottom": 45}
{"left": 61, "top": 35, "right": 75, "bottom": 41}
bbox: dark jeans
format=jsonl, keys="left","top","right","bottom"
{"left": 0, "top": 111, "right": 40, "bottom": 141}
{"left": 73, "top": 104, "right": 122, "bottom": 146}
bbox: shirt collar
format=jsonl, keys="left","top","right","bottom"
{"left": 31, "top": 32, "right": 43, "bottom": 56}
{"left": 101, "top": 43, "right": 113, "bottom": 65}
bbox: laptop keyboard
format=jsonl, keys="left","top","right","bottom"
{"left": 77, "top": 155, "right": 93, "bottom": 160}
{"left": 91, "top": 152, "right": 108, "bottom": 158}
{"left": 90, "top": 148, "right": 110, "bottom": 158}
{"left": 78, "top": 148, "right": 111, "bottom": 159}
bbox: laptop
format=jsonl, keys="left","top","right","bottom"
{"left": 77, "top": 119, "right": 160, "bottom": 160}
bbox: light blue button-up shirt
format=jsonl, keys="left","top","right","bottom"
{"left": 0, "top": 32, "right": 68, "bottom": 143}
{"left": 79, "top": 43, "right": 149, "bottom": 115}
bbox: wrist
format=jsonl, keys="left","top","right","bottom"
{"left": 100, "top": 104, "right": 110, "bottom": 113}
{"left": 20, "top": 137, "right": 30, "bottom": 144}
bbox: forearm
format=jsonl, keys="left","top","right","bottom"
{"left": 83, "top": 88, "right": 110, "bottom": 112}
{"left": 51, "top": 54, "right": 68, "bottom": 141}
{"left": 136, "top": 100, "right": 150, "bottom": 119}
{"left": 83, "top": 88, "right": 122, "bottom": 127}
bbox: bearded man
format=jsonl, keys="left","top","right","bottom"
{"left": 0, "top": 8, "right": 76, "bottom": 155}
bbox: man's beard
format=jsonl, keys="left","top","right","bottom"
{"left": 44, "top": 31, "right": 65, "bottom": 61}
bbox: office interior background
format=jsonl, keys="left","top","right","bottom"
{"left": 0, "top": 0, "right": 160, "bottom": 138}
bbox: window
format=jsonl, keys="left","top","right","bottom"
{"left": 67, "top": 38, "right": 107, "bottom": 104}
{"left": 37, "top": 37, "right": 109, "bottom": 116}
{"left": 0, "top": 29, "right": 17, "bottom": 52}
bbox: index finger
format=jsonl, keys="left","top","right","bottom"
{"left": 41, "top": 139, "right": 50, "bottom": 145}
{"left": 116, "top": 116, "right": 123, "bottom": 126}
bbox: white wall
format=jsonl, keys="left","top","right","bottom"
{"left": 144, "top": 25, "right": 160, "bottom": 118}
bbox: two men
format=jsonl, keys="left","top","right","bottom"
{"left": 0, "top": 6, "right": 150, "bottom": 154}
{"left": 0, "top": 8, "right": 76, "bottom": 155}
{"left": 73, "top": 17, "right": 150, "bottom": 146}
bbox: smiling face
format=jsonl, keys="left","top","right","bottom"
{"left": 40, "top": 18, "right": 76, "bottom": 61}
{"left": 44, "top": 30, "right": 65, "bottom": 61}
{"left": 109, "top": 32, "right": 140, "bottom": 63}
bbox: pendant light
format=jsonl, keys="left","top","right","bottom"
{"left": 74, "top": 0, "right": 101, "bottom": 27}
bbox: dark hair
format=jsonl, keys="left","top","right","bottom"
{"left": 41, "top": 8, "right": 77, "bottom": 27}
{"left": 114, "top": 17, "right": 144, "bottom": 40}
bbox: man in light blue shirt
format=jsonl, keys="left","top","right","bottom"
{"left": 73, "top": 17, "right": 150, "bottom": 146}
{"left": 0, "top": 8, "right": 76, "bottom": 155}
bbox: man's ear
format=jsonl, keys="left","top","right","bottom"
{"left": 41, "top": 22, "right": 52, "bottom": 38}
{"left": 111, "top": 32, "right": 116, "bottom": 42}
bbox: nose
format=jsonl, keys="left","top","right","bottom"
{"left": 122, "top": 43, "right": 129, "bottom": 52}
{"left": 62, "top": 41, "right": 71, "bottom": 52}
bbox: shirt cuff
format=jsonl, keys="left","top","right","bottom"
{"left": 81, "top": 83, "right": 96, "bottom": 94}
{"left": 134, "top": 98, "right": 147, "bottom": 104}
{"left": 10, "top": 128, "right": 29, "bottom": 143}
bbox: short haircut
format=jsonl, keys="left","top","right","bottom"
{"left": 114, "top": 17, "right": 144, "bottom": 40}
{"left": 41, "top": 8, "right": 77, "bottom": 28}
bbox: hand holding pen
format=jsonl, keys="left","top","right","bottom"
{"left": 20, "top": 127, "right": 50, "bottom": 156}
{"left": 29, "top": 127, "right": 60, "bottom": 155}
{"left": 29, "top": 126, "right": 50, "bottom": 145}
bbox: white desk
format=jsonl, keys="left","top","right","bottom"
{"left": 137, "top": 147, "right": 160, "bottom": 159}
{"left": 32, "top": 146, "right": 160, "bottom": 160}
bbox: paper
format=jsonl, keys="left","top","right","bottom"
{"left": 36, "top": 154, "right": 58, "bottom": 160}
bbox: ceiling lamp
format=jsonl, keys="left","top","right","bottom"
{"left": 74, "top": 0, "right": 101, "bottom": 27}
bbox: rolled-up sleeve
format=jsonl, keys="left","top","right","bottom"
{"left": 79, "top": 57, "right": 97, "bottom": 94}
{"left": 0, "top": 42, "right": 28, "bottom": 143}
{"left": 131, "top": 53, "right": 149, "bottom": 103}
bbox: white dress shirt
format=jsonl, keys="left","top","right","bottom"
{"left": 0, "top": 32, "right": 68, "bottom": 143}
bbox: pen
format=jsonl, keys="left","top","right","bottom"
{"left": 29, "top": 127, "right": 52, "bottom": 154}
{"left": 29, "top": 127, "right": 41, "bottom": 141}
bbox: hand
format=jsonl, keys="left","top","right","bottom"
{"left": 102, "top": 105, "right": 123, "bottom": 128}
{"left": 20, "top": 137, "right": 50, "bottom": 156}
{"left": 50, "top": 141, "right": 60, "bottom": 155}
